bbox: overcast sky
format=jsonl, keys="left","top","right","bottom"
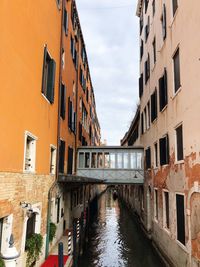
{"left": 76, "top": 0, "right": 139, "bottom": 145}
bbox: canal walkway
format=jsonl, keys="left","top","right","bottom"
{"left": 78, "top": 190, "right": 165, "bottom": 267}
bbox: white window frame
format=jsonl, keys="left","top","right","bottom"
{"left": 23, "top": 131, "right": 38, "bottom": 173}
{"left": 163, "top": 189, "right": 170, "bottom": 231}
{"left": 154, "top": 188, "right": 158, "bottom": 222}
{"left": 50, "top": 145, "right": 57, "bottom": 175}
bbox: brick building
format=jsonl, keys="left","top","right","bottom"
{"left": 121, "top": 0, "right": 200, "bottom": 266}
{"left": 0, "top": 0, "right": 100, "bottom": 266}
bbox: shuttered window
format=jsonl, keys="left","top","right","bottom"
{"left": 159, "top": 69, "right": 168, "bottom": 111}
{"left": 176, "top": 194, "right": 185, "bottom": 245}
{"left": 153, "top": 37, "right": 156, "bottom": 63}
{"left": 172, "top": 0, "right": 178, "bottom": 16}
{"left": 145, "top": 0, "right": 149, "bottom": 13}
{"left": 56, "top": 197, "right": 60, "bottom": 223}
{"left": 64, "top": 9, "right": 68, "bottom": 35}
{"left": 152, "top": 0, "right": 155, "bottom": 16}
{"left": 67, "top": 147, "right": 74, "bottom": 174}
{"left": 173, "top": 48, "right": 181, "bottom": 93}
{"left": 139, "top": 73, "right": 143, "bottom": 98}
{"left": 140, "top": 40, "right": 144, "bottom": 60}
{"left": 141, "top": 113, "right": 144, "bottom": 135}
{"left": 164, "top": 191, "right": 170, "bottom": 229}
{"left": 151, "top": 89, "right": 157, "bottom": 122}
{"left": 25, "top": 213, "right": 36, "bottom": 242}
{"left": 145, "top": 16, "right": 150, "bottom": 42}
{"left": 176, "top": 124, "right": 183, "bottom": 161}
{"left": 154, "top": 142, "right": 158, "bottom": 167}
{"left": 144, "top": 54, "right": 150, "bottom": 84}
{"left": 60, "top": 83, "right": 66, "bottom": 119}
{"left": 59, "top": 140, "right": 65, "bottom": 173}
{"left": 159, "top": 134, "right": 169, "bottom": 165}
{"left": 79, "top": 122, "right": 82, "bottom": 142}
{"left": 161, "top": 4, "right": 167, "bottom": 40}
{"left": 145, "top": 147, "right": 151, "bottom": 169}
{"left": 42, "top": 46, "right": 56, "bottom": 104}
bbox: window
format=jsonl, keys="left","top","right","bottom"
{"left": 144, "top": 54, "right": 150, "bottom": 84}
{"left": 67, "top": 147, "right": 73, "bottom": 174}
{"left": 139, "top": 73, "right": 143, "bottom": 98}
{"left": 151, "top": 89, "right": 157, "bottom": 122}
{"left": 172, "top": 0, "right": 178, "bottom": 16}
{"left": 145, "top": 147, "right": 151, "bottom": 169}
{"left": 163, "top": 191, "right": 170, "bottom": 229}
{"left": 110, "top": 153, "right": 115, "bottom": 168}
{"left": 60, "top": 83, "right": 66, "bottom": 119}
{"left": 140, "top": 15, "right": 143, "bottom": 35}
{"left": 159, "top": 134, "right": 169, "bottom": 165}
{"left": 154, "top": 142, "right": 158, "bottom": 168}
{"left": 79, "top": 152, "right": 84, "bottom": 168}
{"left": 147, "top": 101, "right": 150, "bottom": 129}
{"left": 173, "top": 48, "right": 181, "bottom": 93}
{"left": 97, "top": 153, "right": 103, "bottom": 168}
{"left": 0, "top": 218, "right": 3, "bottom": 253}
{"left": 59, "top": 140, "right": 65, "bottom": 173}
{"left": 91, "top": 153, "right": 97, "bottom": 168}
{"left": 104, "top": 153, "right": 110, "bottom": 168}
{"left": 64, "top": 9, "right": 68, "bottom": 35}
{"left": 140, "top": 40, "right": 144, "bottom": 60}
{"left": 154, "top": 189, "right": 158, "bottom": 220}
{"left": 152, "top": 0, "right": 155, "bottom": 16}
{"left": 50, "top": 146, "right": 56, "bottom": 174}
{"left": 117, "top": 153, "right": 123, "bottom": 169}
{"left": 145, "top": 16, "right": 150, "bottom": 42}
{"left": 24, "top": 133, "right": 36, "bottom": 172}
{"left": 176, "top": 124, "right": 183, "bottom": 161}
{"left": 145, "top": 0, "right": 149, "bottom": 13}
{"left": 130, "top": 153, "right": 137, "bottom": 169}
{"left": 124, "top": 153, "right": 129, "bottom": 169}
{"left": 159, "top": 69, "right": 168, "bottom": 111}
{"left": 85, "top": 152, "right": 90, "bottom": 168}
{"left": 137, "top": 152, "right": 143, "bottom": 169}
{"left": 42, "top": 46, "right": 56, "bottom": 104}
{"left": 70, "top": 36, "right": 75, "bottom": 60}
{"left": 56, "top": 197, "right": 61, "bottom": 223}
{"left": 141, "top": 113, "right": 144, "bottom": 135}
{"left": 68, "top": 98, "right": 76, "bottom": 133}
{"left": 25, "top": 213, "right": 36, "bottom": 245}
{"left": 79, "top": 122, "right": 82, "bottom": 142}
{"left": 153, "top": 38, "right": 156, "bottom": 64}
{"left": 176, "top": 194, "right": 185, "bottom": 245}
{"left": 144, "top": 107, "right": 147, "bottom": 132}
{"left": 161, "top": 4, "right": 167, "bottom": 40}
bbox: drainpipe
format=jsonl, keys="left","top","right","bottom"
{"left": 45, "top": 0, "right": 64, "bottom": 259}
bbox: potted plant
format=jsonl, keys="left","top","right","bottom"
{"left": 49, "top": 222, "right": 57, "bottom": 243}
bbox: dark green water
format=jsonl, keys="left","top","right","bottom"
{"left": 78, "top": 190, "right": 165, "bottom": 267}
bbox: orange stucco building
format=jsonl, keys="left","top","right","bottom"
{"left": 0, "top": 1, "right": 101, "bottom": 266}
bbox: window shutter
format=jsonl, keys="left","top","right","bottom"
{"left": 159, "top": 137, "right": 164, "bottom": 165}
{"left": 162, "top": 4, "right": 167, "bottom": 40}
{"left": 67, "top": 147, "right": 73, "bottom": 174}
{"left": 164, "top": 68, "right": 168, "bottom": 107}
{"left": 60, "top": 84, "right": 66, "bottom": 119}
{"left": 68, "top": 97, "right": 72, "bottom": 129}
{"left": 59, "top": 140, "right": 65, "bottom": 173}
{"left": 47, "top": 59, "right": 56, "bottom": 104}
{"left": 42, "top": 46, "right": 47, "bottom": 94}
{"left": 64, "top": 9, "right": 68, "bottom": 35}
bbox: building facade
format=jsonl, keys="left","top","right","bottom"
{"left": 121, "top": 0, "right": 200, "bottom": 266}
{"left": 0, "top": 0, "right": 101, "bottom": 266}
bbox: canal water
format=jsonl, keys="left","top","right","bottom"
{"left": 78, "top": 189, "right": 165, "bottom": 267}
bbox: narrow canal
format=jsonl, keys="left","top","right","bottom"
{"left": 78, "top": 189, "right": 165, "bottom": 267}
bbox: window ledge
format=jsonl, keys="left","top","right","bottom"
{"left": 172, "top": 86, "right": 182, "bottom": 100}
{"left": 23, "top": 170, "right": 36, "bottom": 174}
{"left": 175, "top": 160, "right": 184, "bottom": 165}
{"left": 160, "top": 105, "right": 168, "bottom": 113}
{"left": 41, "top": 93, "right": 51, "bottom": 104}
{"left": 175, "top": 239, "right": 188, "bottom": 253}
{"left": 170, "top": 9, "right": 179, "bottom": 28}
{"left": 161, "top": 164, "right": 169, "bottom": 168}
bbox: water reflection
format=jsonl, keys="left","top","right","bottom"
{"left": 78, "top": 190, "right": 165, "bottom": 267}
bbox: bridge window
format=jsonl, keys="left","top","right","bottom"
{"left": 79, "top": 152, "right": 84, "bottom": 168}
{"left": 130, "top": 153, "right": 137, "bottom": 169}
{"left": 97, "top": 153, "right": 103, "bottom": 168}
{"left": 91, "top": 153, "right": 97, "bottom": 168}
{"left": 124, "top": 153, "right": 129, "bottom": 169}
{"left": 137, "top": 152, "right": 143, "bottom": 169}
{"left": 110, "top": 153, "right": 115, "bottom": 168}
{"left": 85, "top": 152, "right": 90, "bottom": 168}
{"left": 117, "top": 153, "right": 123, "bottom": 169}
{"left": 104, "top": 153, "right": 110, "bottom": 168}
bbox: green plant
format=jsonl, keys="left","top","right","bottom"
{"left": 25, "top": 233, "right": 43, "bottom": 267}
{"left": 49, "top": 222, "right": 57, "bottom": 243}
{"left": 0, "top": 258, "right": 5, "bottom": 267}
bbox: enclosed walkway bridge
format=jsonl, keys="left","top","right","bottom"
{"left": 76, "top": 146, "right": 144, "bottom": 184}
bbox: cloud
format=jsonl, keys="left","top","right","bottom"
{"left": 76, "top": 0, "right": 139, "bottom": 145}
